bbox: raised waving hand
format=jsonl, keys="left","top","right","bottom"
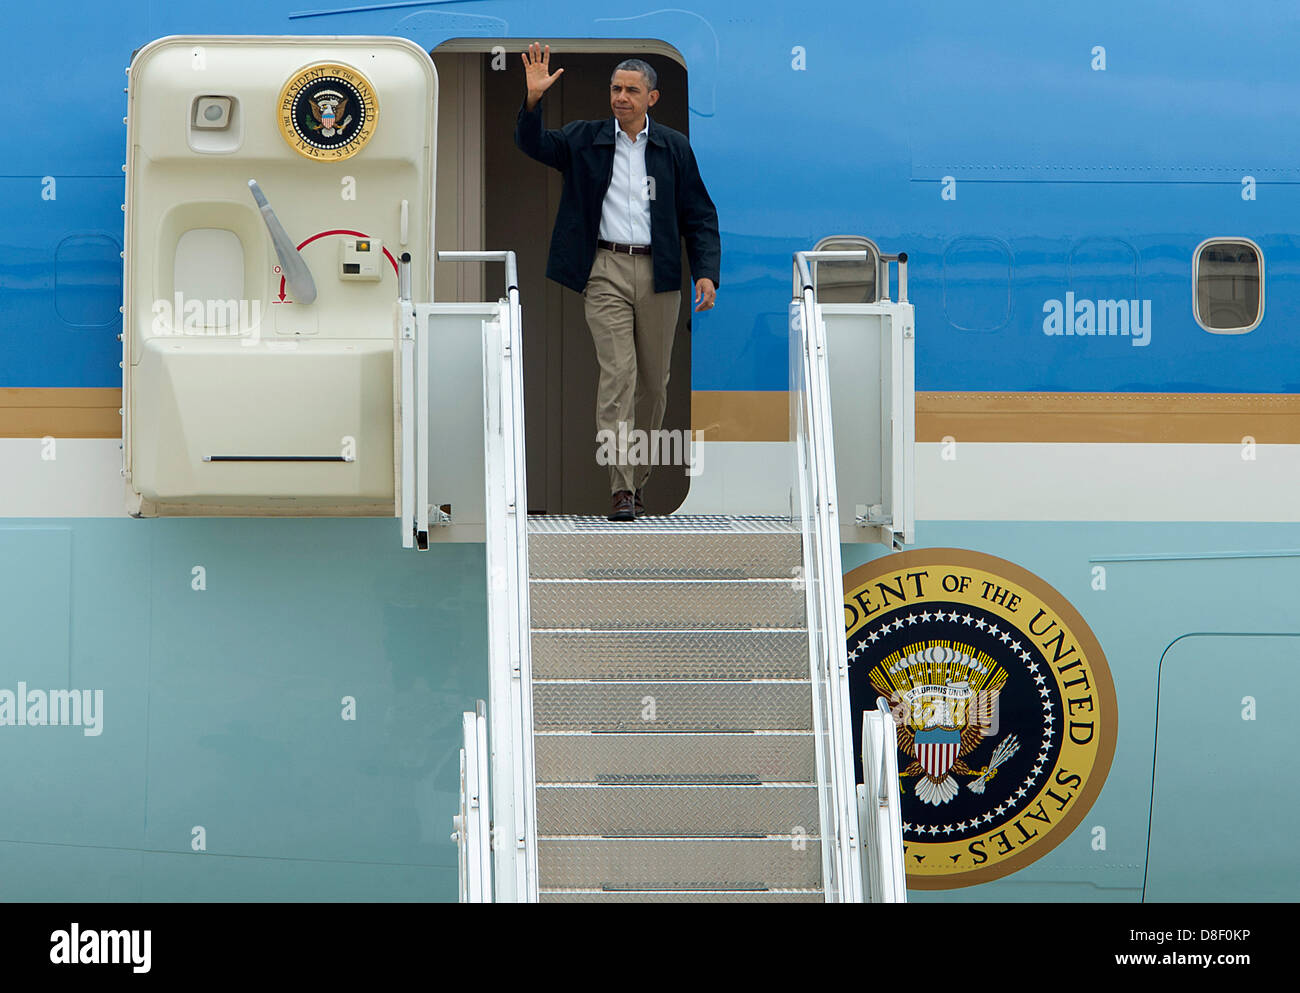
{"left": 522, "top": 42, "right": 564, "bottom": 110}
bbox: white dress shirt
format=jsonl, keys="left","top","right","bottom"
{"left": 599, "top": 113, "right": 652, "bottom": 246}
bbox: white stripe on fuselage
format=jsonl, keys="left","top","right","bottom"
{"left": 916, "top": 442, "right": 1300, "bottom": 521}
{"left": 3, "top": 438, "right": 1300, "bottom": 522}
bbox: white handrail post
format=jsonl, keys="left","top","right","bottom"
{"left": 503, "top": 264, "right": 539, "bottom": 902}
{"left": 460, "top": 743, "right": 475, "bottom": 899}
{"left": 862, "top": 697, "right": 907, "bottom": 902}
{"left": 790, "top": 251, "right": 867, "bottom": 902}
{"left": 397, "top": 254, "right": 417, "bottom": 549}
{"left": 439, "top": 250, "right": 537, "bottom": 902}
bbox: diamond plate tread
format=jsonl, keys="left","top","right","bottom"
{"left": 530, "top": 580, "right": 806, "bottom": 630}
{"left": 528, "top": 515, "right": 798, "bottom": 535}
{"left": 540, "top": 890, "right": 825, "bottom": 903}
{"left": 532, "top": 682, "right": 813, "bottom": 731}
{"left": 529, "top": 531, "right": 802, "bottom": 580}
{"left": 534, "top": 732, "right": 817, "bottom": 784}
{"left": 536, "top": 784, "right": 819, "bottom": 838}
{"left": 537, "top": 838, "right": 823, "bottom": 890}
{"left": 531, "top": 630, "right": 809, "bottom": 680}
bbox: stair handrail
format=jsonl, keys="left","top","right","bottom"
{"left": 439, "top": 251, "right": 538, "bottom": 902}
{"left": 860, "top": 696, "right": 907, "bottom": 902}
{"left": 453, "top": 700, "right": 493, "bottom": 902}
{"left": 790, "top": 250, "right": 866, "bottom": 901}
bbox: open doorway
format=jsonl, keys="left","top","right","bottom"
{"left": 432, "top": 41, "right": 692, "bottom": 516}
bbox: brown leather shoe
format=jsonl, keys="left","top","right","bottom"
{"left": 608, "top": 489, "right": 635, "bottom": 521}
{"left": 633, "top": 488, "right": 645, "bottom": 517}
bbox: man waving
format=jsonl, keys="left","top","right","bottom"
{"left": 515, "top": 43, "right": 721, "bottom": 520}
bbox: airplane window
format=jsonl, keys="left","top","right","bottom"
{"left": 1194, "top": 239, "right": 1262, "bottom": 333}
{"left": 943, "top": 237, "right": 1012, "bottom": 331}
{"left": 55, "top": 234, "right": 122, "bottom": 328}
{"left": 812, "top": 236, "right": 878, "bottom": 303}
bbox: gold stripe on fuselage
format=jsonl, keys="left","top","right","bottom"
{"left": 691, "top": 390, "right": 1300, "bottom": 444}
{"left": 6, "top": 388, "right": 1300, "bottom": 444}
{"left": 0, "top": 389, "right": 122, "bottom": 438}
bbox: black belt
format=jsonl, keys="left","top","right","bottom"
{"left": 598, "top": 240, "right": 651, "bottom": 255}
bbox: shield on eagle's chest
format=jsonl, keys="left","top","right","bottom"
{"left": 915, "top": 727, "right": 961, "bottom": 777}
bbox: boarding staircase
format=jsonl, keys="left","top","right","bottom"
{"left": 442, "top": 247, "right": 913, "bottom": 902}
{"left": 527, "top": 515, "right": 824, "bottom": 900}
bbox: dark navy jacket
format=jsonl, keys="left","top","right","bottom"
{"left": 514, "top": 97, "right": 721, "bottom": 295}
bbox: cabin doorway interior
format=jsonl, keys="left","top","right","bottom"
{"left": 432, "top": 40, "right": 693, "bottom": 516}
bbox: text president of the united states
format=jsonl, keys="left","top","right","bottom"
{"left": 514, "top": 42, "right": 721, "bottom": 521}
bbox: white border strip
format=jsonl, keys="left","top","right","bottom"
{"left": 7, "top": 439, "right": 1300, "bottom": 523}
{"left": 918, "top": 442, "right": 1300, "bottom": 521}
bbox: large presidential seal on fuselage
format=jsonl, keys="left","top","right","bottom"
{"left": 277, "top": 63, "right": 378, "bottom": 161}
{"left": 844, "top": 549, "right": 1117, "bottom": 889}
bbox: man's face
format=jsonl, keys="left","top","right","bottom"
{"left": 610, "top": 69, "right": 658, "bottom": 126}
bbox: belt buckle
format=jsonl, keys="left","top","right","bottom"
{"left": 621, "top": 243, "right": 632, "bottom": 255}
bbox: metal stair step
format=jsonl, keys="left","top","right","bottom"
{"left": 530, "top": 579, "right": 805, "bottom": 630}
{"left": 536, "top": 784, "right": 819, "bottom": 838}
{"left": 532, "top": 681, "right": 813, "bottom": 732}
{"left": 593, "top": 773, "right": 760, "bottom": 785}
{"left": 528, "top": 529, "right": 801, "bottom": 580}
{"left": 534, "top": 732, "right": 817, "bottom": 784}
{"left": 530, "top": 629, "right": 809, "bottom": 680}
{"left": 528, "top": 515, "right": 798, "bottom": 535}
{"left": 540, "top": 889, "right": 825, "bottom": 903}
{"left": 537, "top": 838, "right": 823, "bottom": 890}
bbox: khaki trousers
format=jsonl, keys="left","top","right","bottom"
{"left": 583, "top": 247, "right": 682, "bottom": 494}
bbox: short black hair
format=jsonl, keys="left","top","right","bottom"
{"left": 611, "top": 58, "right": 657, "bottom": 91}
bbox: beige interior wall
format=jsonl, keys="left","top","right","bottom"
{"left": 432, "top": 51, "right": 484, "bottom": 303}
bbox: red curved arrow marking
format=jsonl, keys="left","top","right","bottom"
{"left": 278, "top": 228, "right": 400, "bottom": 301}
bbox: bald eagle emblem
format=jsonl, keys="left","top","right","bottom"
{"left": 871, "top": 643, "right": 1017, "bottom": 806}
{"left": 307, "top": 90, "right": 352, "bottom": 138}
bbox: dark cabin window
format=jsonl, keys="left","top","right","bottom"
{"left": 1194, "top": 239, "right": 1262, "bottom": 333}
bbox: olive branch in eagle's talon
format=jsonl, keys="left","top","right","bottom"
{"left": 967, "top": 734, "right": 1020, "bottom": 795}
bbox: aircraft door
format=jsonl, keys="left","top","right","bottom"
{"left": 122, "top": 36, "right": 436, "bottom": 518}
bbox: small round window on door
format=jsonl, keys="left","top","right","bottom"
{"left": 1194, "top": 238, "right": 1263, "bottom": 333}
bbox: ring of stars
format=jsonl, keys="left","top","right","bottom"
{"left": 852, "top": 609, "right": 1058, "bottom": 842}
